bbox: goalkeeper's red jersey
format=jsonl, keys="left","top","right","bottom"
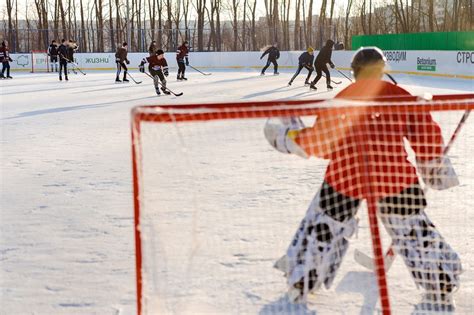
{"left": 295, "top": 80, "right": 443, "bottom": 199}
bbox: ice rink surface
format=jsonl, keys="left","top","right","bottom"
{"left": 1, "top": 69, "right": 473, "bottom": 315}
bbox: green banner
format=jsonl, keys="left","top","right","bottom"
{"left": 352, "top": 32, "right": 474, "bottom": 51}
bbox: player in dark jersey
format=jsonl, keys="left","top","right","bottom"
{"left": 176, "top": 41, "right": 189, "bottom": 81}
{"left": 115, "top": 42, "right": 130, "bottom": 82}
{"left": 47, "top": 40, "right": 59, "bottom": 72}
{"left": 288, "top": 47, "right": 315, "bottom": 86}
{"left": 139, "top": 49, "right": 170, "bottom": 95}
{"left": 310, "top": 39, "right": 335, "bottom": 90}
{"left": 260, "top": 43, "right": 280, "bottom": 75}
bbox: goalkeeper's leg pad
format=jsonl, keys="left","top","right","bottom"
{"left": 379, "top": 191, "right": 462, "bottom": 295}
{"left": 284, "top": 183, "right": 360, "bottom": 300}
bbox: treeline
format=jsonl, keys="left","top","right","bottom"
{"left": 1, "top": 0, "right": 473, "bottom": 53}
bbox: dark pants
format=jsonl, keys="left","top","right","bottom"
{"left": 177, "top": 62, "right": 186, "bottom": 77}
{"left": 150, "top": 68, "right": 166, "bottom": 89}
{"left": 116, "top": 62, "right": 128, "bottom": 78}
{"left": 59, "top": 60, "right": 68, "bottom": 78}
{"left": 50, "top": 56, "right": 58, "bottom": 72}
{"left": 1, "top": 62, "right": 10, "bottom": 77}
{"left": 261, "top": 59, "right": 278, "bottom": 74}
{"left": 311, "top": 63, "right": 331, "bottom": 86}
{"left": 289, "top": 64, "right": 313, "bottom": 83}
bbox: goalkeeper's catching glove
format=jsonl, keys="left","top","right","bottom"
{"left": 264, "top": 117, "right": 308, "bottom": 158}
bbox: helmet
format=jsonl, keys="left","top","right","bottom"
{"left": 307, "top": 46, "right": 314, "bottom": 53}
{"left": 156, "top": 49, "right": 164, "bottom": 56}
{"left": 351, "top": 47, "right": 386, "bottom": 77}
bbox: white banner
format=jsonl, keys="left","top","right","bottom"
{"left": 9, "top": 50, "right": 474, "bottom": 79}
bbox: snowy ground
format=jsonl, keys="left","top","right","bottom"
{"left": 1, "top": 69, "right": 473, "bottom": 315}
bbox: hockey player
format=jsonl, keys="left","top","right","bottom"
{"left": 67, "top": 39, "right": 78, "bottom": 74}
{"left": 47, "top": 40, "right": 59, "bottom": 72}
{"left": 288, "top": 47, "right": 314, "bottom": 86}
{"left": 58, "top": 39, "right": 69, "bottom": 81}
{"left": 115, "top": 42, "right": 130, "bottom": 82}
{"left": 260, "top": 43, "right": 280, "bottom": 75}
{"left": 139, "top": 49, "right": 170, "bottom": 96}
{"left": 265, "top": 47, "right": 462, "bottom": 311}
{"left": 0, "top": 40, "right": 13, "bottom": 79}
{"left": 176, "top": 41, "right": 189, "bottom": 81}
{"left": 309, "top": 39, "right": 335, "bottom": 91}
{"left": 148, "top": 40, "right": 157, "bottom": 56}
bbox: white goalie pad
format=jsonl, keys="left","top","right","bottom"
{"left": 417, "top": 155, "right": 459, "bottom": 190}
{"left": 263, "top": 117, "right": 308, "bottom": 158}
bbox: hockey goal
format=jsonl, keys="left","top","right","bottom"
{"left": 31, "top": 50, "right": 50, "bottom": 73}
{"left": 131, "top": 95, "right": 474, "bottom": 315}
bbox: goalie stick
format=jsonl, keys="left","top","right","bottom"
{"left": 143, "top": 72, "right": 183, "bottom": 97}
{"left": 189, "top": 65, "right": 212, "bottom": 76}
{"left": 354, "top": 109, "right": 472, "bottom": 271}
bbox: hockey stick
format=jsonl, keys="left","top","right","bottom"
{"left": 335, "top": 69, "right": 353, "bottom": 82}
{"left": 61, "top": 55, "right": 86, "bottom": 75}
{"left": 126, "top": 72, "right": 142, "bottom": 84}
{"left": 70, "top": 62, "right": 86, "bottom": 75}
{"left": 59, "top": 53, "right": 86, "bottom": 75}
{"left": 354, "top": 109, "right": 471, "bottom": 271}
{"left": 385, "top": 72, "right": 398, "bottom": 85}
{"left": 143, "top": 71, "right": 183, "bottom": 97}
{"left": 188, "top": 65, "right": 212, "bottom": 76}
{"left": 322, "top": 74, "right": 342, "bottom": 84}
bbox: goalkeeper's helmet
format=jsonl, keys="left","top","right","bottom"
{"left": 351, "top": 47, "right": 386, "bottom": 78}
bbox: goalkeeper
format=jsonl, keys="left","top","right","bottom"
{"left": 265, "top": 47, "right": 462, "bottom": 312}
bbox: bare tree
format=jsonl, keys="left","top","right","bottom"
{"left": 305, "top": 0, "right": 313, "bottom": 47}
{"left": 6, "top": 0, "right": 14, "bottom": 49}
{"left": 248, "top": 0, "right": 257, "bottom": 50}
{"left": 294, "top": 0, "right": 302, "bottom": 50}
{"left": 230, "top": 0, "right": 240, "bottom": 51}
{"left": 195, "top": 0, "right": 207, "bottom": 51}
{"left": 344, "top": 0, "right": 353, "bottom": 49}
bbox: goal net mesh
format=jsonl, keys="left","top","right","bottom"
{"left": 31, "top": 50, "right": 50, "bottom": 73}
{"left": 131, "top": 96, "right": 473, "bottom": 315}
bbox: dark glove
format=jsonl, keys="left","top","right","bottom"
{"left": 126, "top": 59, "right": 130, "bottom": 65}
{"left": 185, "top": 58, "right": 189, "bottom": 66}
{"left": 8, "top": 57, "right": 13, "bottom": 62}
{"left": 330, "top": 63, "right": 335, "bottom": 69}
{"left": 164, "top": 68, "right": 169, "bottom": 77}
{"left": 139, "top": 64, "right": 145, "bottom": 73}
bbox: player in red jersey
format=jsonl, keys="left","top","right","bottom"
{"left": 139, "top": 49, "right": 170, "bottom": 95}
{"left": 265, "top": 47, "right": 462, "bottom": 311}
